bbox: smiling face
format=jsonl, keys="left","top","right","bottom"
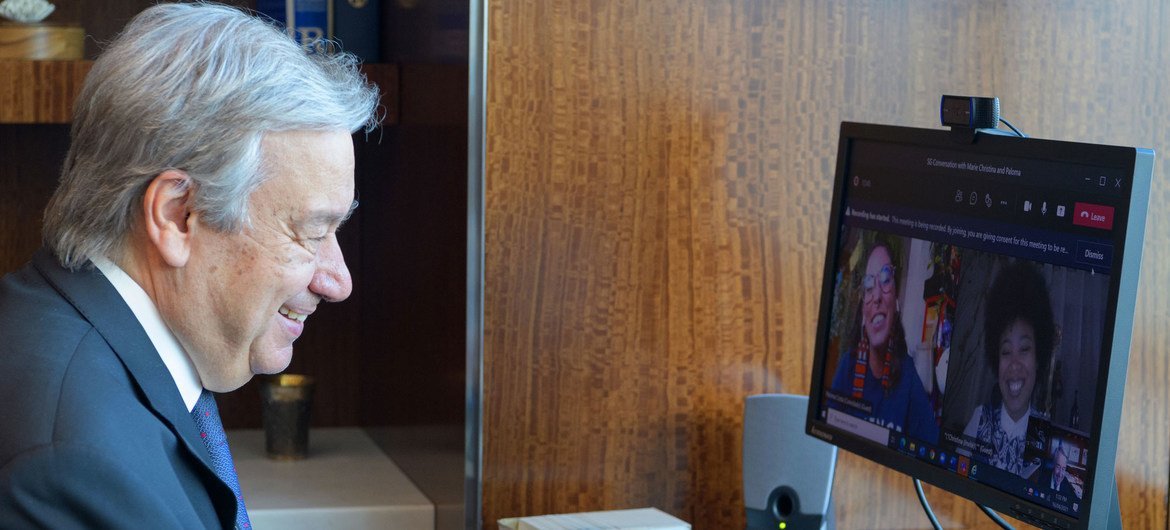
{"left": 998, "top": 318, "right": 1038, "bottom": 421}
{"left": 162, "top": 130, "right": 355, "bottom": 391}
{"left": 862, "top": 245, "right": 897, "bottom": 352}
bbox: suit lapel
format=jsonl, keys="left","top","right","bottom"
{"left": 33, "top": 251, "right": 235, "bottom": 460}
{"left": 32, "top": 249, "right": 238, "bottom": 527}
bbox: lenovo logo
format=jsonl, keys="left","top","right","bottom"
{"left": 810, "top": 426, "right": 834, "bottom": 442}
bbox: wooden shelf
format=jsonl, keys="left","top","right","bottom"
{"left": 0, "top": 60, "right": 91, "bottom": 123}
{"left": 0, "top": 60, "right": 398, "bottom": 125}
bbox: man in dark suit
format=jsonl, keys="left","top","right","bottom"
{"left": 1044, "top": 446, "right": 1080, "bottom": 502}
{"left": 0, "top": 3, "right": 379, "bottom": 527}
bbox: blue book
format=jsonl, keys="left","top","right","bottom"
{"left": 256, "top": 0, "right": 333, "bottom": 54}
{"left": 334, "top": 0, "right": 380, "bottom": 62}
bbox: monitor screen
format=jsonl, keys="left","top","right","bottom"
{"left": 805, "top": 122, "right": 1153, "bottom": 530}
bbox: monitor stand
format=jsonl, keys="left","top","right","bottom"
{"left": 1106, "top": 480, "right": 1122, "bottom": 530}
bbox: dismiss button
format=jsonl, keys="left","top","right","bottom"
{"left": 1075, "top": 241, "right": 1112, "bottom": 269}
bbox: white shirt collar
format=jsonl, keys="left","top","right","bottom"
{"left": 998, "top": 404, "right": 1032, "bottom": 438}
{"left": 92, "top": 257, "right": 203, "bottom": 412}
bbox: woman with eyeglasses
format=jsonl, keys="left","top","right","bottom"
{"left": 829, "top": 239, "right": 940, "bottom": 444}
{"left": 962, "top": 260, "right": 1055, "bottom": 477}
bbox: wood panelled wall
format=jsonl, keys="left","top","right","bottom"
{"left": 482, "top": 1, "right": 1169, "bottom": 528}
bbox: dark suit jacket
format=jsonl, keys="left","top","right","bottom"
{"left": 0, "top": 249, "right": 237, "bottom": 528}
{"left": 1038, "top": 463, "right": 1079, "bottom": 501}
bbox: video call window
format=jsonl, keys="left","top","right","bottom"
{"left": 819, "top": 225, "right": 1100, "bottom": 516}
{"left": 806, "top": 121, "right": 1152, "bottom": 529}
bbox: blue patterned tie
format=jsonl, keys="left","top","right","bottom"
{"left": 191, "top": 390, "right": 252, "bottom": 529}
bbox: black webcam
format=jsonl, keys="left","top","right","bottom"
{"left": 940, "top": 95, "right": 1000, "bottom": 129}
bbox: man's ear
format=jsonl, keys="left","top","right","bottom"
{"left": 142, "top": 170, "right": 193, "bottom": 268}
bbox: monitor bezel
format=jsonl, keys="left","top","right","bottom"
{"left": 804, "top": 121, "right": 1153, "bottom": 530}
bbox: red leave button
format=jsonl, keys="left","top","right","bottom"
{"left": 1073, "top": 202, "right": 1114, "bottom": 230}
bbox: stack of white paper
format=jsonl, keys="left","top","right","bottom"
{"left": 499, "top": 508, "right": 690, "bottom": 530}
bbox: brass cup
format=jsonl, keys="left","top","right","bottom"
{"left": 259, "top": 374, "right": 316, "bottom": 460}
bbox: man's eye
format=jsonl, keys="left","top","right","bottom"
{"left": 301, "top": 235, "right": 328, "bottom": 251}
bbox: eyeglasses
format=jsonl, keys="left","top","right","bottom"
{"left": 863, "top": 264, "right": 896, "bottom": 302}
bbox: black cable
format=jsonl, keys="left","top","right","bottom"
{"left": 999, "top": 117, "right": 1026, "bottom": 138}
{"left": 977, "top": 503, "right": 1016, "bottom": 530}
{"left": 914, "top": 478, "right": 944, "bottom": 530}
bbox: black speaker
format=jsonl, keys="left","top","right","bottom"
{"left": 743, "top": 394, "right": 837, "bottom": 530}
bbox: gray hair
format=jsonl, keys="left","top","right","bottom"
{"left": 42, "top": 2, "right": 381, "bottom": 269}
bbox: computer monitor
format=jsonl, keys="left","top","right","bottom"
{"left": 805, "top": 121, "right": 1153, "bottom": 530}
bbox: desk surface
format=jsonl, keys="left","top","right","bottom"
{"left": 230, "top": 427, "right": 434, "bottom": 530}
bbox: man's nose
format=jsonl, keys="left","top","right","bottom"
{"left": 310, "top": 236, "right": 352, "bottom": 302}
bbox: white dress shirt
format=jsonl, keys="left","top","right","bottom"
{"left": 92, "top": 257, "right": 202, "bottom": 412}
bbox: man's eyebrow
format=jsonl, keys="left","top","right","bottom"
{"left": 305, "top": 200, "right": 359, "bottom": 228}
